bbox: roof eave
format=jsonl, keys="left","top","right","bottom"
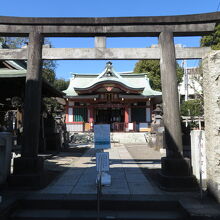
{"left": 119, "top": 94, "right": 162, "bottom": 99}
{"left": 74, "top": 80, "right": 145, "bottom": 93}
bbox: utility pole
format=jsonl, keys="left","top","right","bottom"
{"left": 182, "top": 60, "right": 188, "bottom": 101}
{"left": 181, "top": 59, "right": 189, "bottom": 127}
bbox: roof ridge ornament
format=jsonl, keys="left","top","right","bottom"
{"left": 97, "top": 62, "right": 124, "bottom": 80}
{"left": 105, "top": 61, "right": 113, "bottom": 77}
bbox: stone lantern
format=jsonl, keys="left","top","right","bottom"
{"left": 150, "top": 104, "right": 164, "bottom": 151}
{"left": 153, "top": 104, "right": 163, "bottom": 126}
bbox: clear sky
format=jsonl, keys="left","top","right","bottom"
{"left": 1, "top": 0, "right": 220, "bottom": 79}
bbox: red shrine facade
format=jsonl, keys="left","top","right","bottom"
{"left": 64, "top": 62, "right": 162, "bottom": 132}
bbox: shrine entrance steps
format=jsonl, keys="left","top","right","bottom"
{"left": 8, "top": 195, "right": 188, "bottom": 220}
{"left": 70, "top": 132, "right": 148, "bottom": 145}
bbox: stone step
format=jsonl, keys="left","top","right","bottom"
{"left": 14, "top": 197, "right": 184, "bottom": 211}
{"left": 9, "top": 196, "right": 188, "bottom": 220}
{"left": 10, "top": 209, "right": 186, "bottom": 220}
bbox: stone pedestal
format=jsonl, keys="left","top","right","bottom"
{"left": 0, "top": 132, "right": 12, "bottom": 186}
{"left": 158, "top": 157, "right": 198, "bottom": 191}
{"left": 9, "top": 157, "right": 45, "bottom": 189}
{"left": 46, "top": 133, "right": 62, "bottom": 152}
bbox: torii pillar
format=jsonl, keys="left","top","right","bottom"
{"left": 158, "top": 32, "right": 196, "bottom": 190}
{"left": 11, "top": 29, "right": 45, "bottom": 188}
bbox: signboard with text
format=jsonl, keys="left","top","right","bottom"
{"left": 94, "top": 124, "right": 111, "bottom": 149}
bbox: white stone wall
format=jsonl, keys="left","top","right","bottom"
{"left": 203, "top": 51, "right": 220, "bottom": 202}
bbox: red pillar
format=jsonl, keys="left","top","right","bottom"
{"left": 124, "top": 107, "right": 129, "bottom": 126}
{"left": 88, "top": 107, "right": 94, "bottom": 131}
{"left": 65, "top": 103, "right": 69, "bottom": 123}
{"left": 89, "top": 107, "right": 94, "bottom": 123}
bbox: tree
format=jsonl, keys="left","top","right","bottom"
{"left": 180, "top": 99, "right": 203, "bottom": 116}
{"left": 133, "top": 59, "right": 184, "bottom": 91}
{"left": 201, "top": 24, "right": 220, "bottom": 49}
{"left": 42, "top": 60, "right": 56, "bottom": 84}
{"left": 0, "top": 37, "right": 5, "bottom": 44}
{"left": 54, "top": 78, "right": 69, "bottom": 91}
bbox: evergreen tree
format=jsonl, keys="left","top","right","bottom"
{"left": 133, "top": 59, "right": 183, "bottom": 91}
{"left": 54, "top": 78, "right": 69, "bottom": 91}
{"left": 201, "top": 24, "right": 220, "bottom": 49}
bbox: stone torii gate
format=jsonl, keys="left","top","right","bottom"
{"left": 0, "top": 12, "right": 218, "bottom": 190}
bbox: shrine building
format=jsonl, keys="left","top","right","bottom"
{"left": 64, "top": 62, "right": 162, "bottom": 132}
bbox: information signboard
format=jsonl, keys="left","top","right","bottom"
{"left": 94, "top": 124, "right": 111, "bottom": 149}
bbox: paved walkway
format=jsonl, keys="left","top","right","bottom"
{"left": 40, "top": 143, "right": 161, "bottom": 195}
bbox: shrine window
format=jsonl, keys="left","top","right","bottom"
{"left": 73, "top": 107, "right": 88, "bottom": 122}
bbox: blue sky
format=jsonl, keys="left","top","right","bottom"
{"left": 1, "top": 0, "right": 219, "bottom": 79}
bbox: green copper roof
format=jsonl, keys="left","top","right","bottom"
{"left": 0, "top": 69, "right": 26, "bottom": 77}
{"left": 63, "top": 62, "right": 162, "bottom": 98}
{"left": 0, "top": 59, "right": 64, "bottom": 98}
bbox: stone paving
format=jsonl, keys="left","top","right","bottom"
{"left": 40, "top": 143, "right": 161, "bottom": 195}
{"left": 6, "top": 143, "right": 220, "bottom": 219}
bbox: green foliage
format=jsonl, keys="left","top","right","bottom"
{"left": 201, "top": 24, "right": 220, "bottom": 49}
{"left": 134, "top": 60, "right": 183, "bottom": 91}
{"left": 0, "top": 37, "right": 4, "bottom": 43}
{"left": 180, "top": 99, "right": 203, "bottom": 116}
{"left": 43, "top": 97, "right": 62, "bottom": 113}
{"left": 42, "top": 60, "right": 56, "bottom": 84}
{"left": 53, "top": 78, "right": 69, "bottom": 91}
